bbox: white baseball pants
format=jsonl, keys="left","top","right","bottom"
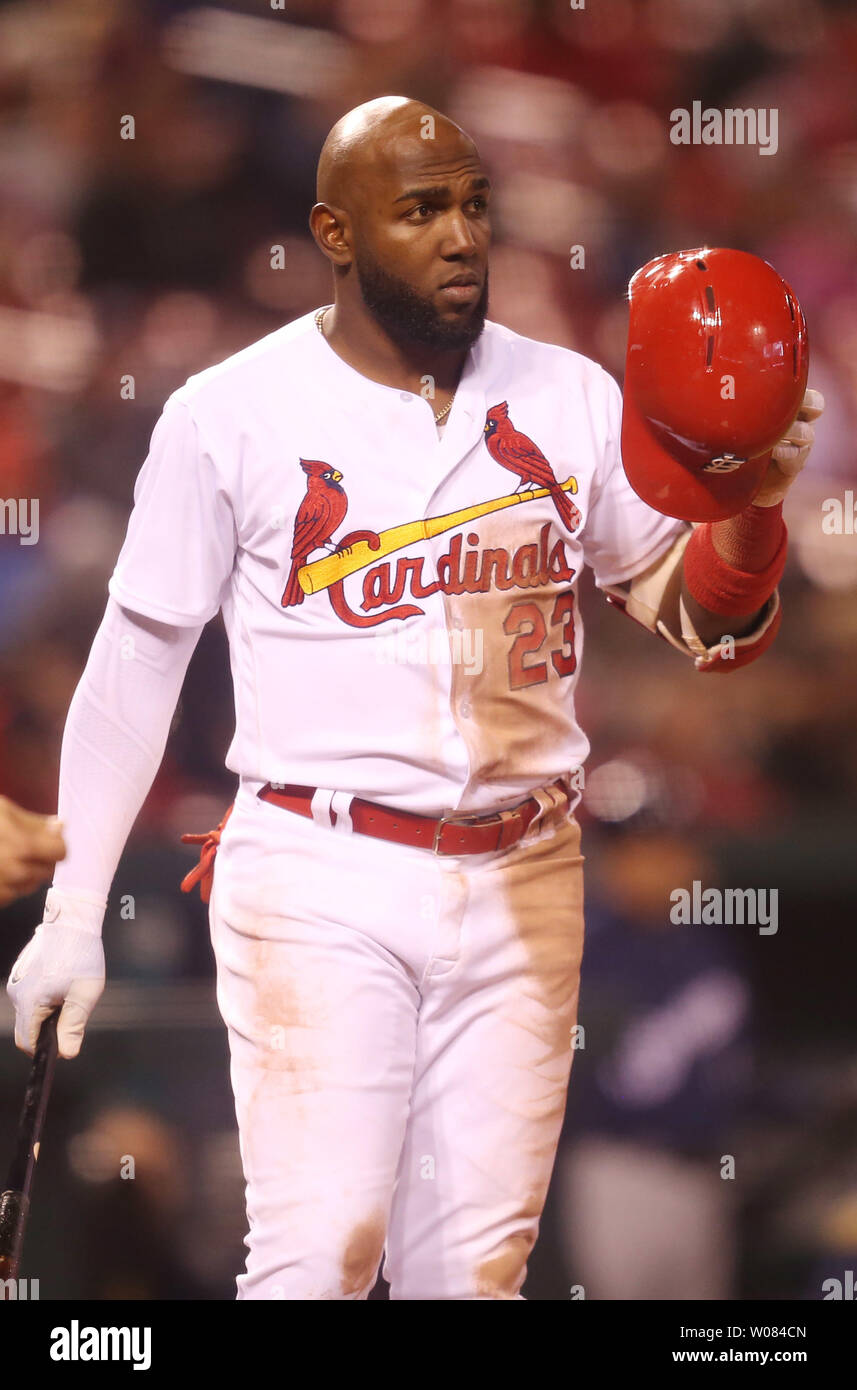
{"left": 208, "top": 782, "right": 585, "bottom": 1300}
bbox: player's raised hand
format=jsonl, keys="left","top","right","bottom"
{"left": 6, "top": 890, "right": 106, "bottom": 1059}
{"left": 754, "top": 387, "right": 825, "bottom": 507}
{"left": 0, "top": 796, "right": 67, "bottom": 907}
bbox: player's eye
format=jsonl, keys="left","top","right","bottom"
{"left": 470, "top": 195, "right": 488, "bottom": 211}
{"left": 409, "top": 204, "right": 434, "bottom": 219}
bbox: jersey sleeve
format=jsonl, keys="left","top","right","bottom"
{"left": 581, "top": 369, "right": 686, "bottom": 589}
{"left": 108, "top": 392, "right": 236, "bottom": 625}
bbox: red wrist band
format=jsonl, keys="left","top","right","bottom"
{"left": 684, "top": 504, "right": 787, "bottom": 618}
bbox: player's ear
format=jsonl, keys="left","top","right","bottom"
{"left": 309, "top": 202, "right": 353, "bottom": 268}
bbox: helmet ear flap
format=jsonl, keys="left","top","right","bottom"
{"left": 621, "top": 247, "right": 809, "bottom": 522}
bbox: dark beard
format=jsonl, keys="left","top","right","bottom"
{"left": 354, "top": 251, "right": 488, "bottom": 352}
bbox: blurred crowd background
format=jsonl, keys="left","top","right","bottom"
{"left": 0, "top": 0, "right": 855, "bottom": 1300}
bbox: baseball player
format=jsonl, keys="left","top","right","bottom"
{"left": 5, "top": 97, "right": 821, "bottom": 1300}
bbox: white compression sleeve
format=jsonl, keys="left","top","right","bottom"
{"left": 49, "top": 596, "right": 204, "bottom": 925}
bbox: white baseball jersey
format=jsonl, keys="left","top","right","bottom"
{"left": 108, "top": 310, "right": 684, "bottom": 814}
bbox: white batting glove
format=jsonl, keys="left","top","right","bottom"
{"left": 6, "top": 887, "right": 106, "bottom": 1059}
{"left": 754, "top": 386, "right": 825, "bottom": 507}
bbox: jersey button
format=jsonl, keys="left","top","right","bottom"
{"left": 461, "top": 701, "right": 472, "bottom": 719}
{"left": 399, "top": 392, "right": 411, "bottom": 402}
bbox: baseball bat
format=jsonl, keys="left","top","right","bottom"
{"left": 299, "top": 474, "right": 579, "bottom": 595}
{"left": 0, "top": 1008, "right": 60, "bottom": 1287}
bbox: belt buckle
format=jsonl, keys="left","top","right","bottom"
{"left": 432, "top": 806, "right": 521, "bottom": 856}
{"left": 432, "top": 809, "right": 483, "bottom": 855}
{"left": 432, "top": 811, "right": 463, "bottom": 855}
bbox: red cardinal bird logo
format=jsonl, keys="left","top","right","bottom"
{"left": 281, "top": 459, "right": 348, "bottom": 607}
{"left": 483, "top": 402, "right": 581, "bottom": 532}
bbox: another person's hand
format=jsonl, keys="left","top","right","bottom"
{"left": 0, "top": 795, "right": 67, "bottom": 907}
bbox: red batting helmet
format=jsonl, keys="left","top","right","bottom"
{"left": 621, "top": 247, "right": 809, "bottom": 522}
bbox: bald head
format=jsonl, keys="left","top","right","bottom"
{"left": 316, "top": 96, "right": 476, "bottom": 211}
{"left": 310, "top": 95, "right": 490, "bottom": 354}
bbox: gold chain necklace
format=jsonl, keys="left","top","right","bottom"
{"left": 314, "top": 306, "right": 455, "bottom": 424}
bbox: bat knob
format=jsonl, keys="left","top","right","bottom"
{"left": 0, "top": 1189, "right": 29, "bottom": 1282}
